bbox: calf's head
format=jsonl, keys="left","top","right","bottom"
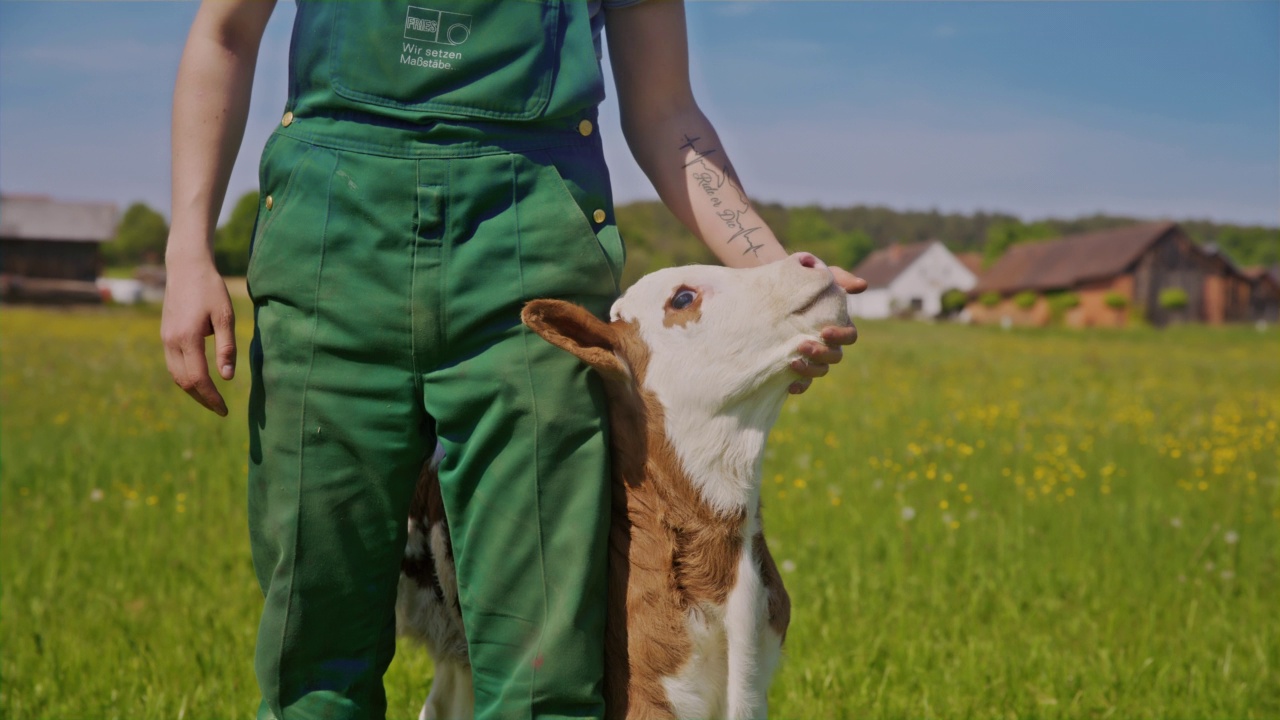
{"left": 523, "top": 252, "right": 850, "bottom": 422}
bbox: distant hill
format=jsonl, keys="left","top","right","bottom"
{"left": 613, "top": 201, "right": 1279, "bottom": 287}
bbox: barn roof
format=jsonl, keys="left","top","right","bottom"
{"left": 1243, "top": 265, "right": 1280, "bottom": 288}
{"left": 0, "top": 194, "right": 119, "bottom": 243}
{"left": 974, "top": 221, "right": 1178, "bottom": 294}
{"left": 852, "top": 240, "right": 937, "bottom": 289}
{"left": 956, "top": 252, "right": 985, "bottom": 276}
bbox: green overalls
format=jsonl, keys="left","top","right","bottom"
{"left": 246, "top": 2, "right": 625, "bottom": 718}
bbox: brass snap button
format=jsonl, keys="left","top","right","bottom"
{"left": 578, "top": 119, "right": 593, "bottom": 137}
{"left": 265, "top": 195, "right": 274, "bottom": 210}
{"left": 281, "top": 111, "right": 294, "bottom": 127}
{"left": 592, "top": 209, "right": 606, "bottom": 224}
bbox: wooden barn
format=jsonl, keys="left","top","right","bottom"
{"left": 1198, "top": 243, "right": 1257, "bottom": 325}
{"left": 1243, "top": 266, "right": 1280, "bottom": 324}
{"left": 966, "top": 222, "right": 1262, "bottom": 328}
{"left": 1, "top": 194, "right": 118, "bottom": 303}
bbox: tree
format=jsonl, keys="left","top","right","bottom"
{"left": 214, "top": 191, "right": 260, "bottom": 276}
{"left": 604, "top": 200, "right": 1276, "bottom": 291}
{"left": 842, "top": 230, "right": 875, "bottom": 269}
{"left": 1214, "top": 226, "right": 1279, "bottom": 267}
{"left": 105, "top": 202, "right": 169, "bottom": 266}
{"left": 785, "top": 206, "right": 873, "bottom": 269}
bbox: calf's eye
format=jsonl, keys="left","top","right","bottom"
{"left": 671, "top": 289, "right": 697, "bottom": 310}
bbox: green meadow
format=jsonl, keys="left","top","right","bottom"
{"left": 3, "top": 300, "right": 1277, "bottom": 719}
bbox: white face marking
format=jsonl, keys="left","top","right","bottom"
{"left": 610, "top": 255, "right": 851, "bottom": 514}
{"left": 611, "top": 256, "right": 849, "bottom": 405}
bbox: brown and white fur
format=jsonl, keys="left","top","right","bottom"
{"left": 397, "top": 253, "right": 852, "bottom": 719}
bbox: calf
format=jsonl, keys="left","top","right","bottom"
{"left": 398, "top": 253, "right": 851, "bottom": 719}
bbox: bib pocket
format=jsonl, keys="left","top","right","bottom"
{"left": 329, "top": 0, "right": 561, "bottom": 121}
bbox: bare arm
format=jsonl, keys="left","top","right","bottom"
{"left": 605, "top": 1, "right": 863, "bottom": 392}
{"left": 161, "top": 0, "right": 276, "bottom": 416}
{"left": 605, "top": 2, "right": 785, "bottom": 268}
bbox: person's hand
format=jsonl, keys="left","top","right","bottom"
{"left": 160, "top": 254, "right": 236, "bottom": 416}
{"left": 790, "top": 265, "right": 866, "bottom": 395}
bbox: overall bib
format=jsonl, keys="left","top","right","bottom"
{"left": 246, "top": 2, "right": 625, "bottom": 718}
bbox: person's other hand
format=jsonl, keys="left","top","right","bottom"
{"left": 789, "top": 264, "right": 865, "bottom": 395}
{"left": 160, "top": 256, "right": 236, "bottom": 416}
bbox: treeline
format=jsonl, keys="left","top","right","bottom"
{"left": 105, "top": 194, "right": 1278, "bottom": 287}
{"left": 616, "top": 201, "right": 1278, "bottom": 287}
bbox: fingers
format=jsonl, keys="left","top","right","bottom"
{"left": 783, "top": 262, "right": 863, "bottom": 397}
{"left": 788, "top": 330, "right": 855, "bottom": 393}
{"left": 213, "top": 304, "right": 237, "bottom": 380}
{"left": 790, "top": 354, "right": 831, "bottom": 379}
{"left": 831, "top": 266, "right": 868, "bottom": 294}
{"left": 791, "top": 339, "right": 834, "bottom": 382}
{"left": 160, "top": 265, "right": 237, "bottom": 416}
{"left": 821, "top": 324, "right": 859, "bottom": 347}
{"left": 163, "top": 341, "right": 186, "bottom": 392}
{"left": 179, "top": 344, "right": 229, "bottom": 417}
{"left": 798, "top": 341, "right": 843, "bottom": 366}
{"left": 162, "top": 322, "right": 229, "bottom": 417}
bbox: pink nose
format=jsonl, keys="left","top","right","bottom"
{"left": 794, "top": 252, "right": 826, "bottom": 270}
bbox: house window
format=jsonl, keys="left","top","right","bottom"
{"left": 909, "top": 297, "right": 923, "bottom": 312}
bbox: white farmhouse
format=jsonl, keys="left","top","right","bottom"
{"left": 846, "top": 240, "right": 978, "bottom": 319}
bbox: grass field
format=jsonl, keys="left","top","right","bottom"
{"left": 3, "top": 300, "right": 1278, "bottom": 719}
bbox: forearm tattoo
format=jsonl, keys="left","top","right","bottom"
{"left": 680, "top": 134, "right": 764, "bottom": 257}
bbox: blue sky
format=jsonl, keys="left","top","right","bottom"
{"left": 1, "top": 1, "right": 1277, "bottom": 227}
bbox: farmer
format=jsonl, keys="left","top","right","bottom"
{"left": 161, "top": 1, "right": 865, "bottom": 719}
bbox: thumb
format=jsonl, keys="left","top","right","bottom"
{"left": 213, "top": 305, "right": 237, "bottom": 380}
{"left": 831, "top": 267, "right": 868, "bottom": 294}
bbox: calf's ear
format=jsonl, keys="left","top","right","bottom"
{"left": 522, "top": 300, "right": 630, "bottom": 383}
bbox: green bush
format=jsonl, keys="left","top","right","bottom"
{"left": 1045, "top": 292, "right": 1080, "bottom": 323}
{"left": 1013, "top": 291, "right": 1039, "bottom": 310}
{"left": 1047, "top": 292, "right": 1080, "bottom": 313}
{"left": 941, "top": 289, "right": 970, "bottom": 315}
{"left": 1158, "top": 287, "right": 1190, "bottom": 311}
{"left": 979, "top": 291, "right": 1001, "bottom": 307}
{"left": 1104, "top": 291, "right": 1129, "bottom": 310}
